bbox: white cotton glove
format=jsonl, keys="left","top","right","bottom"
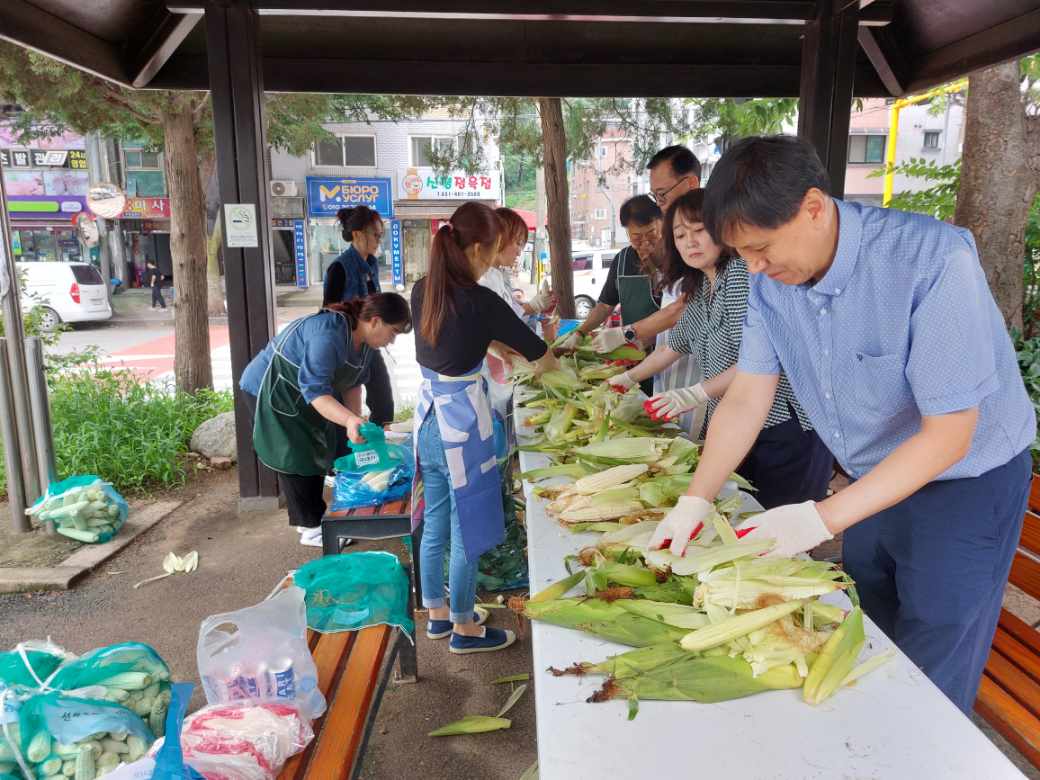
{"left": 735, "top": 501, "right": 833, "bottom": 558}
{"left": 645, "top": 384, "right": 710, "bottom": 421}
{"left": 558, "top": 330, "right": 582, "bottom": 352}
{"left": 529, "top": 287, "right": 555, "bottom": 313}
{"left": 605, "top": 370, "right": 637, "bottom": 392}
{"left": 648, "top": 496, "right": 714, "bottom": 556}
{"left": 590, "top": 327, "right": 628, "bottom": 354}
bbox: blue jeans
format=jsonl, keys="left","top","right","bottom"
{"left": 417, "top": 413, "right": 479, "bottom": 624}
{"left": 843, "top": 448, "right": 1031, "bottom": 714}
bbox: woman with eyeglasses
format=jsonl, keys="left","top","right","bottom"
{"left": 239, "top": 293, "right": 412, "bottom": 547}
{"left": 611, "top": 189, "right": 832, "bottom": 511}
{"left": 323, "top": 206, "right": 395, "bottom": 428}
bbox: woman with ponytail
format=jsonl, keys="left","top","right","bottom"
{"left": 239, "top": 293, "right": 411, "bottom": 547}
{"left": 323, "top": 205, "right": 395, "bottom": 428}
{"left": 412, "top": 201, "right": 558, "bottom": 654}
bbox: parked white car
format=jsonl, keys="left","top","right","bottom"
{"left": 17, "top": 261, "right": 112, "bottom": 332}
{"left": 570, "top": 248, "right": 617, "bottom": 318}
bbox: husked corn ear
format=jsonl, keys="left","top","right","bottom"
{"left": 680, "top": 599, "right": 806, "bottom": 652}
{"left": 803, "top": 607, "right": 865, "bottom": 705}
{"left": 574, "top": 464, "right": 649, "bottom": 494}
{"left": 560, "top": 500, "right": 645, "bottom": 523}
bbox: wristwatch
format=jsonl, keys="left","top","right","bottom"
{"left": 623, "top": 326, "right": 638, "bottom": 343}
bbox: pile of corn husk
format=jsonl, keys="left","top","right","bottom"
{"left": 525, "top": 506, "right": 892, "bottom": 713}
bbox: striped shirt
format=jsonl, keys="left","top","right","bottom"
{"left": 668, "top": 258, "right": 812, "bottom": 436}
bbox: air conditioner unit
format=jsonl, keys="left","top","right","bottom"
{"left": 270, "top": 180, "right": 298, "bottom": 197}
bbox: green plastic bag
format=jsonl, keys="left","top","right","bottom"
{"left": 293, "top": 552, "right": 415, "bottom": 636}
{"left": 48, "top": 641, "right": 170, "bottom": 693}
{"left": 0, "top": 642, "right": 67, "bottom": 691}
{"left": 334, "top": 423, "right": 408, "bottom": 473}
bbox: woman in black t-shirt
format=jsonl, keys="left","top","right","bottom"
{"left": 411, "top": 202, "right": 557, "bottom": 655}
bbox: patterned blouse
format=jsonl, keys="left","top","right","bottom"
{"left": 667, "top": 258, "right": 813, "bottom": 437}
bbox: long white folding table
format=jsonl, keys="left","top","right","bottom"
{"left": 515, "top": 401, "right": 1024, "bottom": 780}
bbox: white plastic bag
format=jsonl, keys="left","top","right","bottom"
{"left": 149, "top": 702, "right": 313, "bottom": 780}
{"left": 197, "top": 586, "right": 325, "bottom": 719}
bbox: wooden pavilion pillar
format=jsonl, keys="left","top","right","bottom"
{"left": 798, "top": 0, "right": 860, "bottom": 196}
{"left": 205, "top": 0, "right": 279, "bottom": 509}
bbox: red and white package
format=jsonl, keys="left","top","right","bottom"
{"left": 153, "top": 701, "right": 313, "bottom": 780}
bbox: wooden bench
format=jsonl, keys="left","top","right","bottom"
{"left": 275, "top": 496, "right": 420, "bottom": 779}
{"left": 975, "top": 474, "right": 1040, "bottom": 766}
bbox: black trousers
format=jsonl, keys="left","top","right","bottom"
{"left": 737, "top": 417, "right": 834, "bottom": 510}
{"left": 365, "top": 350, "right": 394, "bottom": 426}
{"left": 242, "top": 391, "right": 326, "bottom": 528}
{"left": 151, "top": 284, "right": 165, "bottom": 308}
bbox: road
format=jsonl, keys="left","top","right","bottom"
{"left": 48, "top": 308, "right": 423, "bottom": 407}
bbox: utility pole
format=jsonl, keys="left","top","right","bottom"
{"left": 0, "top": 152, "right": 41, "bottom": 529}
{"left": 84, "top": 132, "right": 114, "bottom": 302}
{"left": 102, "top": 137, "right": 128, "bottom": 291}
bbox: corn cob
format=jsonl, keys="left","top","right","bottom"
{"left": 680, "top": 599, "right": 807, "bottom": 652}
{"left": 573, "top": 464, "right": 649, "bottom": 494}
{"left": 559, "top": 500, "right": 645, "bottom": 523}
{"left": 803, "top": 607, "right": 865, "bottom": 705}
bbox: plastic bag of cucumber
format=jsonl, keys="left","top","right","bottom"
{"left": 25, "top": 475, "right": 129, "bottom": 544}
{"left": 0, "top": 641, "right": 173, "bottom": 779}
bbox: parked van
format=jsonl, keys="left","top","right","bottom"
{"left": 17, "top": 261, "right": 113, "bottom": 332}
{"left": 570, "top": 248, "right": 617, "bottom": 318}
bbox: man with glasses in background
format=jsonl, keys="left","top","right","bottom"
{"left": 560, "top": 146, "right": 702, "bottom": 410}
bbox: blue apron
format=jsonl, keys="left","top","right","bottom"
{"left": 411, "top": 363, "right": 505, "bottom": 560}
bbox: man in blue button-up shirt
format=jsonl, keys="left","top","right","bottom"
{"left": 650, "top": 135, "right": 1036, "bottom": 714}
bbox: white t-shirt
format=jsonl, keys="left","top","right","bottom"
{"left": 478, "top": 267, "right": 525, "bottom": 319}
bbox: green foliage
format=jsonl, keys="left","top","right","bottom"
{"left": 1014, "top": 331, "right": 1040, "bottom": 468}
{"left": 685, "top": 98, "right": 798, "bottom": 152}
{"left": 870, "top": 158, "right": 961, "bottom": 221}
{"left": 0, "top": 368, "right": 233, "bottom": 496}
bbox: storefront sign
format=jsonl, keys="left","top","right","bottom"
{"left": 306, "top": 176, "right": 393, "bottom": 218}
{"left": 293, "top": 219, "right": 308, "bottom": 289}
{"left": 399, "top": 167, "right": 501, "bottom": 202}
{"left": 1, "top": 149, "right": 86, "bottom": 169}
{"left": 389, "top": 219, "right": 403, "bottom": 290}
{"left": 119, "top": 197, "right": 170, "bottom": 219}
{"left": 6, "top": 195, "right": 85, "bottom": 218}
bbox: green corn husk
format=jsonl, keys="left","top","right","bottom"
{"left": 808, "top": 601, "right": 848, "bottom": 626}
{"left": 601, "top": 520, "right": 660, "bottom": 546}
{"left": 590, "top": 655, "right": 803, "bottom": 706}
{"left": 633, "top": 576, "right": 697, "bottom": 605}
{"left": 545, "top": 403, "right": 578, "bottom": 440}
{"left": 841, "top": 649, "right": 895, "bottom": 688}
{"left": 645, "top": 538, "right": 775, "bottom": 577}
{"left": 552, "top": 642, "right": 692, "bottom": 680}
{"left": 521, "top": 462, "right": 591, "bottom": 482}
{"left": 568, "top": 521, "right": 624, "bottom": 534}
{"left": 588, "top": 486, "right": 642, "bottom": 507}
{"left": 617, "top": 599, "right": 710, "bottom": 629}
{"left": 803, "top": 607, "right": 865, "bottom": 705}
{"left": 680, "top": 599, "right": 807, "bottom": 652}
{"left": 638, "top": 476, "right": 694, "bottom": 508}
{"left": 529, "top": 570, "right": 585, "bottom": 602}
{"left": 594, "top": 562, "right": 659, "bottom": 588}
{"left": 428, "top": 715, "right": 512, "bottom": 737}
{"left": 573, "top": 437, "right": 667, "bottom": 465}
{"left": 524, "top": 598, "right": 688, "bottom": 647}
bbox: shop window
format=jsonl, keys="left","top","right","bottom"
{"left": 343, "top": 137, "right": 376, "bottom": 166}
{"left": 848, "top": 135, "right": 886, "bottom": 164}
{"left": 126, "top": 170, "right": 166, "bottom": 197}
{"left": 124, "top": 148, "right": 161, "bottom": 169}
{"left": 411, "top": 136, "right": 454, "bottom": 167}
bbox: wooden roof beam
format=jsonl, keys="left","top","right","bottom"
{"left": 129, "top": 12, "right": 202, "bottom": 88}
{"left": 169, "top": 1, "right": 894, "bottom": 26}
{"left": 0, "top": 0, "right": 128, "bottom": 85}
{"left": 858, "top": 25, "right": 906, "bottom": 96}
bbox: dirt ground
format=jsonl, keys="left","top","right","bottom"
{"left": 0, "top": 469, "right": 537, "bottom": 780}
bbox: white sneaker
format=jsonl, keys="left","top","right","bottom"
{"left": 299, "top": 527, "right": 323, "bottom": 547}
{"left": 293, "top": 526, "right": 306, "bottom": 533}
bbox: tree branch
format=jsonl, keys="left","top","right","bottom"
{"left": 98, "top": 83, "right": 156, "bottom": 124}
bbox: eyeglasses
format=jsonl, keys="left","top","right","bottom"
{"left": 628, "top": 229, "right": 658, "bottom": 245}
{"left": 649, "top": 178, "right": 688, "bottom": 205}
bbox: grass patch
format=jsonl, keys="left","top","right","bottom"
{"left": 1, "top": 368, "right": 233, "bottom": 496}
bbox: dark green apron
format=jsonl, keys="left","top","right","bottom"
{"left": 615, "top": 247, "right": 660, "bottom": 396}
{"left": 615, "top": 246, "right": 660, "bottom": 325}
{"left": 252, "top": 313, "right": 368, "bottom": 476}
